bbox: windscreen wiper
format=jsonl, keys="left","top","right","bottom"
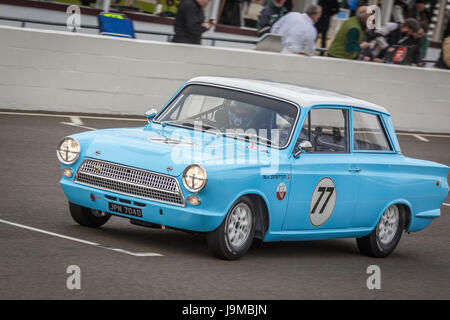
{"left": 223, "top": 132, "right": 273, "bottom": 146}
{"left": 161, "top": 119, "right": 220, "bottom": 132}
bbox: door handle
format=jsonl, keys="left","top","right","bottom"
{"left": 349, "top": 168, "right": 361, "bottom": 172}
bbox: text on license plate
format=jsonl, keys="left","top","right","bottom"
{"left": 108, "top": 202, "right": 142, "bottom": 218}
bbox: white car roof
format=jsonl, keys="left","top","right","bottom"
{"left": 188, "top": 76, "right": 389, "bottom": 115}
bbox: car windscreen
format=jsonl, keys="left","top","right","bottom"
{"left": 155, "top": 84, "right": 299, "bottom": 148}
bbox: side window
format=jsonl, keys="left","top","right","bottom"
{"left": 353, "top": 111, "right": 392, "bottom": 151}
{"left": 297, "top": 108, "right": 349, "bottom": 153}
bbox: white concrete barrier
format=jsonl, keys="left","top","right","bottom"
{"left": 0, "top": 26, "right": 449, "bottom": 133}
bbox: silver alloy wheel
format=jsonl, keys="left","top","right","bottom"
{"left": 225, "top": 203, "right": 252, "bottom": 250}
{"left": 376, "top": 205, "right": 400, "bottom": 246}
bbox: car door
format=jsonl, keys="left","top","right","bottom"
{"left": 349, "top": 109, "right": 398, "bottom": 229}
{"left": 282, "top": 106, "right": 360, "bottom": 231}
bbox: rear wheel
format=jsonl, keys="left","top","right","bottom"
{"left": 356, "top": 204, "right": 404, "bottom": 258}
{"left": 69, "top": 202, "right": 111, "bottom": 228}
{"left": 206, "top": 196, "right": 256, "bottom": 260}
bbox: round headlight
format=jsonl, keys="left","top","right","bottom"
{"left": 182, "top": 164, "right": 207, "bottom": 193}
{"left": 57, "top": 137, "right": 80, "bottom": 165}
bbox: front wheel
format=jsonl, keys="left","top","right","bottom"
{"left": 356, "top": 204, "right": 405, "bottom": 258}
{"left": 206, "top": 196, "right": 256, "bottom": 260}
{"left": 69, "top": 202, "right": 111, "bottom": 228}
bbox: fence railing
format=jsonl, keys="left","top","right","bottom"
{"left": 0, "top": 16, "right": 259, "bottom": 46}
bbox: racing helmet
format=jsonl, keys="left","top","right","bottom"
{"left": 228, "top": 101, "right": 257, "bottom": 129}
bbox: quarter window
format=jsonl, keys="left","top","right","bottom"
{"left": 353, "top": 111, "right": 392, "bottom": 151}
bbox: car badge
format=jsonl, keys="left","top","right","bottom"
{"left": 94, "top": 150, "right": 101, "bottom": 155}
{"left": 276, "top": 182, "right": 287, "bottom": 201}
{"left": 94, "top": 163, "right": 102, "bottom": 174}
{"left": 167, "top": 166, "right": 173, "bottom": 172}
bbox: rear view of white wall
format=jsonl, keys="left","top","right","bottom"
{"left": 0, "top": 26, "right": 449, "bottom": 133}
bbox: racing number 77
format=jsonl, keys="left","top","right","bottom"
{"left": 311, "top": 187, "right": 335, "bottom": 214}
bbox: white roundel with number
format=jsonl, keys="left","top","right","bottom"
{"left": 309, "top": 177, "right": 337, "bottom": 227}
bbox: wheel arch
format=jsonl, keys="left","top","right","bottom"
{"left": 227, "top": 190, "right": 270, "bottom": 240}
{"left": 245, "top": 193, "right": 270, "bottom": 240}
{"left": 373, "top": 199, "right": 413, "bottom": 231}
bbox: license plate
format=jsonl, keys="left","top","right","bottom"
{"left": 108, "top": 202, "right": 142, "bottom": 218}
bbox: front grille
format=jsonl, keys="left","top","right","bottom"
{"left": 74, "top": 159, "right": 185, "bottom": 206}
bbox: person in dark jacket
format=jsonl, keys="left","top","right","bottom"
{"left": 257, "top": 0, "right": 292, "bottom": 36}
{"left": 172, "top": 0, "right": 214, "bottom": 45}
{"left": 220, "top": 0, "right": 244, "bottom": 26}
{"left": 406, "top": 0, "right": 431, "bottom": 26}
{"left": 315, "top": 0, "right": 339, "bottom": 55}
{"left": 359, "top": 18, "right": 419, "bottom": 63}
{"left": 385, "top": 18, "right": 419, "bottom": 47}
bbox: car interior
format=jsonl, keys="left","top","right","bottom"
{"left": 297, "top": 108, "right": 349, "bottom": 153}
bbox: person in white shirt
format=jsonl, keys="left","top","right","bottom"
{"left": 271, "top": 4, "right": 322, "bottom": 56}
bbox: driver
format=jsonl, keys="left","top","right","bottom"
{"left": 228, "top": 101, "right": 257, "bottom": 130}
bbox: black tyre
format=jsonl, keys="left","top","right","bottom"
{"left": 206, "top": 196, "right": 256, "bottom": 260}
{"left": 356, "top": 204, "right": 405, "bottom": 258}
{"left": 69, "top": 202, "right": 111, "bottom": 228}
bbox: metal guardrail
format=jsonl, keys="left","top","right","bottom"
{"left": 0, "top": 16, "right": 258, "bottom": 46}
{"left": 0, "top": 15, "right": 329, "bottom": 51}
{"left": 0, "top": 15, "right": 99, "bottom": 29}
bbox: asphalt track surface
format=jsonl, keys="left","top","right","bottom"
{"left": 0, "top": 111, "right": 449, "bottom": 300}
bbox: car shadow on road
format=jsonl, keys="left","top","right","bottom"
{"left": 248, "top": 238, "right": 361, "bottom": 259}
{"left": 66, "top": 219, "right": 368, "bottom": 260}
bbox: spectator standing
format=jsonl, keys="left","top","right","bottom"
{"left": 406, "top": 0, "right": 431, "bottom": 26}
{"left": 315, "top": 0, "right": 340, "bottom": 56}
{"left": 271, "top": 5, "right": 323, "bottom": 56}
{"left": 220, "top": 0, "right": 244, "bottom": 26}
{"left": 328, "top": 6, "right": 370, "bottom": 59}
{"left": 257, "top": 0, "right": 293, "bottom": 36}
{"left": 172, "top": 0, "right": 214, "bottom": 45}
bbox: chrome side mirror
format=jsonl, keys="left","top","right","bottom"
{"left": 145, "top": 108, "right": 158, "bottom": 123}
{"left": 294, "top": 140, "right": 313, "bottom": 158}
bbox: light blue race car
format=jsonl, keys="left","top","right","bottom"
{"left": 57, "top": 77, "right": 449, "bottom": 260}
